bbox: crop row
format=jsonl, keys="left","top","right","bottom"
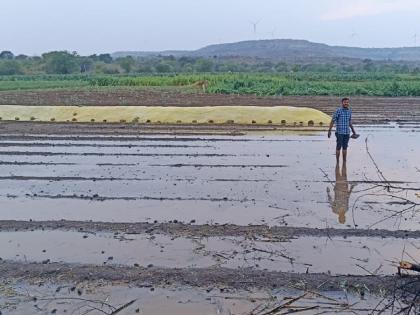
{"left": 1, "top": 73, "right": 420, "bottom": 96}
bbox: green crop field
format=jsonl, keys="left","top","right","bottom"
{"left": 1, "top": 72, "right": 420, "bottom": 96}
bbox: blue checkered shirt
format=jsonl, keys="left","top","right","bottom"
{"left": 333, "top": 107, "right": 352, "bottom": 135}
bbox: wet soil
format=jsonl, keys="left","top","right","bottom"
{"left": 0, "top": 260, "right": 407, "bottom": 293}
{"left": 1, "top": 220, "right": 420, "bottom": 239}
{"left": 0, "top": 114, "right": 418, "bottom": 313}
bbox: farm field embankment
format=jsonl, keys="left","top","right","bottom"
{"left": 2, "top": 72, "right": 420, "bottom": 126}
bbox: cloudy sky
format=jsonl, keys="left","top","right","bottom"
{"left": 1, "top": 0, "right": 419, "bottom": 55}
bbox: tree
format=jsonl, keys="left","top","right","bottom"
{"left": 98, "top": 53, "right": 113, "bottom": 64}
{"left": 42, "top": 51, "right": 79, "bottom": 74}
{"left": 80, "top": 57, "right": 94, "bottom": 73}
{"left": 116, "top": 56, "right": 135, "bottom": 73}
{"left": 100, "top": 63, "right": 122, "bottom": 74}
{"left": 291, "top": 64, "right": 301, "bottom": 72}
{"left": 274, "top": 62, "right": 288, "bottom": 72}
{"left": 15, "top": 54, "right": 28, "bottom": 60}
{"left": 0, "top": 60, "right": 23, "bottom": 75}
{"left": 195, "top": 59, "right": 214, "bottom": 72}
{"left": 362, "top": 59, "right": 375, "bottom": 72}
{"left": 136, "top": 63, "right": 154, "bottom": 73}
{"left": 412, "top": 67, "right": 420, "bottom": 74}
{"left": 155, "top": 62, "right": 172, "bottom": 73}
{"left": 0, "top": 50, "right": 14, "bottom": 59}
{"left": 178, "top": 56, "right": 196, "bottom": 66}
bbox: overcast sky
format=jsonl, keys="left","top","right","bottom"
{"left": 1, "top": 0, "right": 420, "bottom": 55}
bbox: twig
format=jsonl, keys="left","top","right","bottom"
{"left": 355, "top": 264, "right": 376, "bottom": 276}
{"left": 110, "top": 299, "right": 136, "bottom": 315}
{"left": 365, "top": 136, "right": 389, "bottom": 188}
{"left": 368, "top": 203, "right": 417, "bottom": 228}
{"left": 37, "top": 297, "right": 115, "bottom": 310}
{"left": 279, "top": 305, "right": 319, "bottom": 314}
{"left": 261, "top": 294, "right": 306, "bottom": 315}
{"left": 319, "top": 168, "right": 333, "bottom": 186}
{"left": 82, "top": 305, "right": 109, "bottom": 315}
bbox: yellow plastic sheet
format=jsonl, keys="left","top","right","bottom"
{"left": 0, "top": 105, "right": 330, "bottom": 125}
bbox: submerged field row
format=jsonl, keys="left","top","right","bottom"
{"left": 0, "top": 134, "right": 327, "bottom": 142}
{"left": 0, "top": 229, "right": 418, "bottom": 275}
{"left": 0, "top": 142, "right": 214, "bottom": 148}
{"left": 0, "top": 151, "right": 237, "bottom": 157}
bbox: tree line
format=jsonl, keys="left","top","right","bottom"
{"left": 1, "top": 50, "right": 420, "bottom": 76}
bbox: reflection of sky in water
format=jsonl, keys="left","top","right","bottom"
{"left": 0, "top": 231, "right": 418, "bottom": 275}
{"left": 0, "top": 125, "right": 418, "bottom": 230}
{"left": 6, "top": 283, "right": 386, "bottom": 315}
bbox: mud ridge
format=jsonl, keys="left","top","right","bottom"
{"left": 149, "top": 164, "right": 288, "bottom": 168}
{"left": 5, "top": 194, "right": 248, "bottom": 202}
{"left": 0, "top": 260, "right": 415, "bottom": 294}
{"left": 0, "top": 175, "right": 275, "bottom": 182}
{"left": 0, "top": 161, "right": 76, "bottom": 166}
{"left": 0, "top": 142, "right": 212, "bottom": 148}
{"left": 1, "top": 220, "right": 420, "bottom": 239}
{"left": 0, "top": 176, "right": 157, "bottom": 181}
{"left": 0, "top": 151, "right": 234, "bottom": 157}
{"left": 0, "top": 133, "right": 323, "bottom": 142}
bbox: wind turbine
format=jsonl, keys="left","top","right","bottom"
{"left": 414, "top": 33, "right": 418, "bottom": 46}
{"left": 249, "top": 19, "right": 262, "bottom": 37}
{"left": 349, "top": 31, "right": 358, "bottom": 45}
{"left": 269, "top": 27, "right": 277, "bottom": 39}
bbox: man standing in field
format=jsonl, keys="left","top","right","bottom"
{"left": 327, "top": 97, "right": 357, "bottom": 163}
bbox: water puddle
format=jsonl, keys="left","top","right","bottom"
{"left": 0, "top": 231, "right": 418, "bottom": 275}
{"left": 0, "top": 281, "right": 389, "bottom": 315}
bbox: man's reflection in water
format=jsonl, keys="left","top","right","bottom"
{"left": 327, "top": 162, "right": 355, "bottom": 224}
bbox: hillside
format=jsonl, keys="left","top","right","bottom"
{"left": 113, "top": 39, "right": 420, "bottom": 61}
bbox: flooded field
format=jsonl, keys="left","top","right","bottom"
{"left": 0, "top": 121, "right": 419, "bottom": 314}
{"left": 0, "top": 123, "right": 418, "bottom": 230}
{"left": 0, "top": 230, "right": 419, "bottom": 275}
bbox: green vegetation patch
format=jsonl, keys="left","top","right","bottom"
{"left": 1, "top": 73, "right": 420, "bottom": 96}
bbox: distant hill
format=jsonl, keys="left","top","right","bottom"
{"left": 113, "top": 39, "right": 420, "bottom": 61}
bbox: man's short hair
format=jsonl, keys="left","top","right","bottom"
{"left": 341, "top": 97, "right": 350, "bottom": 103}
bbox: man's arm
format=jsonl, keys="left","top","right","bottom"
{"left": 328, "top": 110, "right": 337, "bottom": 138}
{"left": 350, "top": 121, "right": 356, "bottom": 135}
{"left": 349, "top": 111, "right": 356, "bottom": 135}
{"left": 327, "top": 119, "right": 334, "bottom": 138}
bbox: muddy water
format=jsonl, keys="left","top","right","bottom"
{"left": 0, "top": 230, "right": 418, "bottom": 275}
{"left": 0, "top": 125, "right": 418, "bottom": 230}
{"left": 0, "top": 281, "right": 387, "bottom": 315}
